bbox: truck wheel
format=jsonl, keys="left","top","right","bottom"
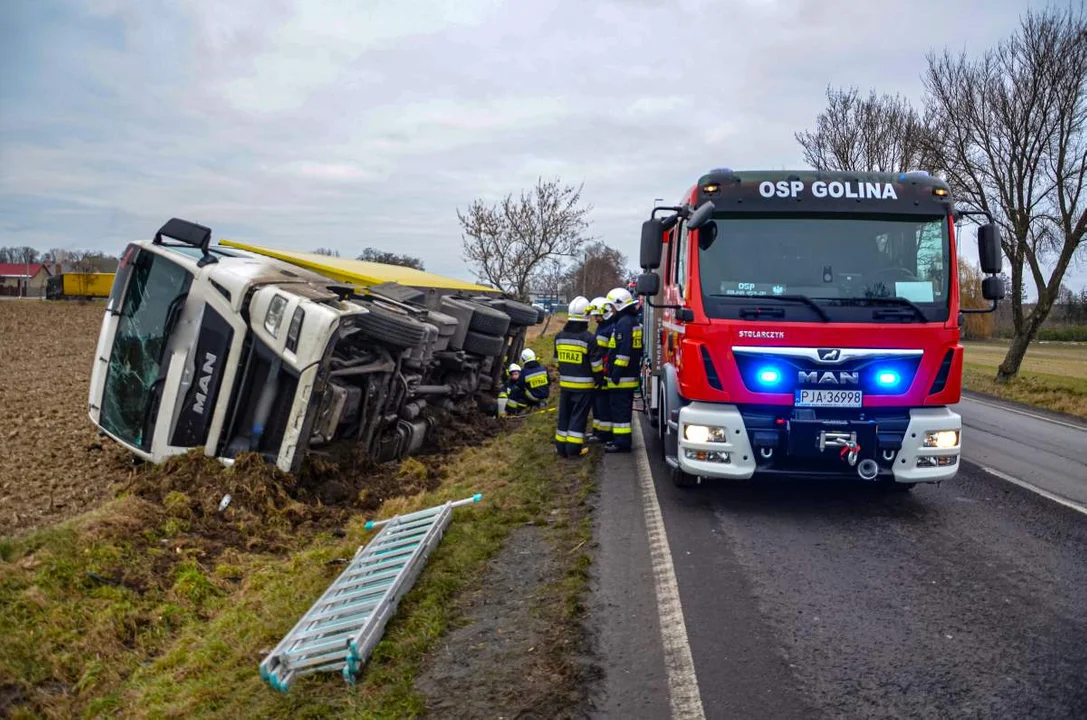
{"left": 355, "top": 304, "right": 427, "bottom": 348}
{"left": 671, "top": 465, "right": 699, "bottom": 488}
{"left": 463, "top": 330, "right": 505, "bottom": 357}
{"left": 491, "top": 299, "right": 538, "bottom": 327}
{"left": 465, "top": 301, "right": 511, "bottom": 337}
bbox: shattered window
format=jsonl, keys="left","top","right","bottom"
{"left": 100, "top": 250, "right": 192, "bottom": 450}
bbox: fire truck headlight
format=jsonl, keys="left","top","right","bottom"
{"left": 923, "top": 430, "right": 960, "bottom": 449}
{"left": 684, "top": 424, "right": 727, "bottom": 443}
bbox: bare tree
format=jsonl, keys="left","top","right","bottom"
{"left": 312, "top": 247, "right": 340, "bottom": 257}
{"left": 924, "top": 4, "right": 1087, "bottom": 380}
{"left": 356, "top": 247, "right": 425, "bottom": 270}
{"left": 458, "top": 177, "right": 594, "bottom": 300}
{"left": 530, "top": 257, "right": 567, "bottom": 302}
{"left": 796, "top": 86, "right": 936, "bottom": 172}
{"left": 563, "top": 241, "right": 628, "bottom": 300}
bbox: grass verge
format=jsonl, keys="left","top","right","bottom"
{"left": 0, "top": 326, "right": 597, "bottom": 718}
{"left": 961, "top": 340, "right": 1087, "bottom": 418}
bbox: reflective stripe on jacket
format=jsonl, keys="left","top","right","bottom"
{"left": 554, "top": 322, "right": 603, "bottom": 391}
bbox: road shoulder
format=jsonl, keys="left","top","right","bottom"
{"left": 585, "top": 444, "right": 672, "bottom": 719}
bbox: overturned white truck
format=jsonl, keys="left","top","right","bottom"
{"left": 88, "top": 218, "right": 542, "bottom": 473}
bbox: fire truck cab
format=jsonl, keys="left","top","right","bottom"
{"left": 636, "top": 169, "right": 1004, "bottom": 488}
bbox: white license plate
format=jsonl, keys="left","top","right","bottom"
{"left": 794, "top": 389, "right": 863, "bottom": 408}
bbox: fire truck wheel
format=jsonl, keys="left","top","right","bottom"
{"left": 671, "top": 464, "right": 699, "bottom": 488}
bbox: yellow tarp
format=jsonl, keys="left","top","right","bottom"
{"left": 218, "top": 240, "right": 498, "bottom": 294}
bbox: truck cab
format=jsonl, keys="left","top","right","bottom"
{"left": 89, "top": 218, "right": 533, "bottom": 474}
{"left": 637, "top": 169, "right": 1004, "bottom": 488}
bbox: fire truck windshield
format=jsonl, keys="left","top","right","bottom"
{"left": 698, "top": 213, "right": 951, "bottom": 323}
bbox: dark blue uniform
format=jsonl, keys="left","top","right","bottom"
{"left": 553, "top": 320, "right": 603, "bottom": 457}
{"left": 606, "top": 305, "right": 643, "bottom": 452}
{"left": 592, "top": 316, "right": 615, "bottom": 442}
{"left": 513, "top": 359, "right": 550, "bottom": 410}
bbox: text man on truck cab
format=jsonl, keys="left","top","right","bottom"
{"left": 635, "top": 168, "right": 1004, "bottom": 489}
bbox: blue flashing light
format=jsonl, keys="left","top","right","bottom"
{"left": 875, "top": 370, "right": 901, "bottom": 388}
{"left": 757, "top": 367, "right": 782, "bottom": 386}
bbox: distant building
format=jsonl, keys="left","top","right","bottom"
{"left": 0, "top": 263, "right": 57, "bottom": 297}
{"left": 527, "top": 288, "right": 567, "bottom": 308}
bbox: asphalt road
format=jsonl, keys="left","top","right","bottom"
{"left": 588, "top": 396, "right": 1087, "bottom": 719}
{"left": 957, "top": 393, "right": 1087, "bottom": 508}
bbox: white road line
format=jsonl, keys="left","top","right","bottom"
{"left": 632, "top": 415, "right": 706, "bottom": 720}
{"left": 961, "top": 395, "right": 1087, "bottom": 432}
{"left": 979, "top": 465, "right": 1087, "bottom": 517}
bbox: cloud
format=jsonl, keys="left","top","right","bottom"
{"left": 1, "top": 0, "right": 1081, "bottom": 292}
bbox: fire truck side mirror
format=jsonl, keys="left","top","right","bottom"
{"left": 697, "top": 222, "right": 718, "bottom": 250}
{"left": 981, "top": 275, "right": 1005, "bottom": 301}
{"left": 640, "top": 219, "right": 665, "bottom": 269}
{"left": 977, "top": 223, "right": 1002, "bottom": 275}
{"left": 636, "top": 272, "right": 660, "bottom": 297}
{"left": 687, "top": 200, "right": 715, "bottom": 229}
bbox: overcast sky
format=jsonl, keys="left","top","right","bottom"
{"left": 2, "top": 0, "right": 1082, "bottom": 292}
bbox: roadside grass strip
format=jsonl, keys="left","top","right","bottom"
{"left": 0, "top": 328, "right": 596, "bottom": 719}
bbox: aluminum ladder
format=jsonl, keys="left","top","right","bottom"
{"left": 260, "top": 493, "right": 484, "bottom": 692}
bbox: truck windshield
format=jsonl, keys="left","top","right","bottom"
{"left": 699, "top": 213, "right": 950, "bottom": 323}
{"left": 99, "top": 250, "right": 193, "bottom": 450}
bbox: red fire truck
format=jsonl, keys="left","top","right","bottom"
{"left": 636, "top": 168, "right": 1004, "bottom": 488}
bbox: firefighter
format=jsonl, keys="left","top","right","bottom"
{"left": 496, "top": 363, "right": 522, "bottom": 416}
{"left": 604, "top": 286, "right": 642, "bottom": 453}
{"left": 588, "top": 296, "right": 615, "bottom": 444}
{"left": 553, "top": 296, "right": 602, "bottom": 458}
{"left": 515, "top": 347, "right": 551, "bottom": 410}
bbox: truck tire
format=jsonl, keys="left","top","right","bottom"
{"left": 671, "top": 465, "right": 699, "bottom": 488}
{"left": 466, "top": 301, "right": 511, "bottom": 336}
{"left": 440, "top": 297, "right": 475, "bottom": 350}
{"left": 492, "top": 299, "right": 538, "bottom": 327}
{"left": 463, "top": 330, "right": 505, "bottom": 357}
{"left": 355, "top": 304, "right": 427, "bottom": 349}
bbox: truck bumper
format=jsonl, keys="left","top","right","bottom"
{"left": 676, "top": 402, "right": 961, "bottom": 484}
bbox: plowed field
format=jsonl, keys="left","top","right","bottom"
{"left": 0, "top": 300, "right": 130, "bottom": 536}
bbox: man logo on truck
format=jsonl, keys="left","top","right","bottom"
{"left": 193, "top": 351, "right": 217, "bottom": 415}
{"left": 817, "top": 348, "right": 841, "bottom": 362}
{"left": 798, "top": 370, "right": 859, "bottom": 385}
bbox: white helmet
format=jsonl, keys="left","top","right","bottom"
{"left": 520, "top": 348, "right": 536, "bottom": 364}
{"left": 568, "top": 296, "right": 592, "bottom": 321}
{"left": 606, "top": 287, "right": 636, "bottom": 311}
{"left": 507, "top": 363, "right": 521, "bottom": 374}
{"left": 589, "top": 296, "right": 607, "bottom": 317}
